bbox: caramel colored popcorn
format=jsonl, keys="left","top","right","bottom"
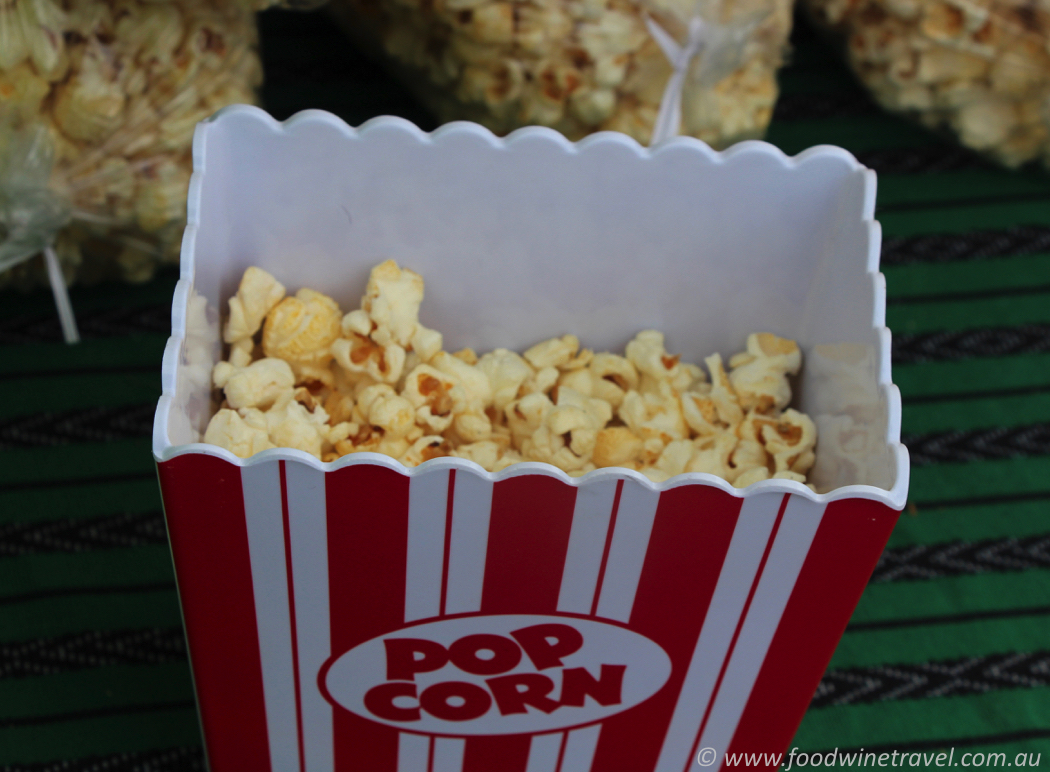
{"left": 204, "top": 261, "right": 818, "bottom": 489}
{"left": 0, "top": 0, "right": 325, "bottom": 291}
{"left": 805, "top": 0, "right": 1050, "bottom": 169}
{"left": 327, "top": 0, "right": 792, "bottom": 149}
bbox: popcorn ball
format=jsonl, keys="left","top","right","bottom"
{"left": 203, "top": 260, "right": 818, "bottom": 489}
{"left": 327, "top": 0, "right": 793, "bottom": 148}
{"left": 0, "top": 0, "right": 326, "bottom": 291}
{"left": 805, "top": 0, "right": 1050, "bottom": 169}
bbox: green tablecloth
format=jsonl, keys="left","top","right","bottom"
{"left": 1, "top": 8, "right": 1048, "bottom": 770}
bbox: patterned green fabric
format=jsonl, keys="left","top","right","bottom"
{"left": 0, "top": 8, "right": 1047, "bottom": 770}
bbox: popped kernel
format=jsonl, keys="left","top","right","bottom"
{"left": 263, "top": 288, "right": 342, "bottom": 383}
{"left": 225, "top": 267, "right": 286, "bottom": 344}
{"left": 213, "top": 357, "right": 295, "bottom": 410}
{"left": 204, "top": 408, "right": 275, "bottom": 458}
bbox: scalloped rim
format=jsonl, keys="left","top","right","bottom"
{"left": 154, "top": 106, "right": 910, "bottom": 512}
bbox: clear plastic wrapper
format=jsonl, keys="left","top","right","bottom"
{"left": 0, "top": 0, "right": 325, "bottom": 292}
{"left": 805, "top": 0, "right": 1050, "bottom": 169}
{"left": 328, "top": 0, "right": 793, "bottom": 146}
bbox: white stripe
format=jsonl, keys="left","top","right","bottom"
{"left": 394, "top": 731, "right": 428, "bottom": 772}
{"left": 405, "top": 469, "right": 451, "bottom": 622}
{"left": 444, "top": 470, "right": 494, "bottom": 615}
{"left": 561, "top": 725, "right": 602, "bottom": 772}
{"left": 397, "top": 733, "right": 430, "bottom": 772}
{"left": 284, "top": 461, "right": 334, "bottom": 772}
{"left": 432, "top": 738, "right": 466, "bottom": 772}
{"left": 526, "top": 732, "right": 565, "bottom": 772}
{"left": 241, "top": 461, "right": 298, "bottom": 772}
{"left": 698, "top": 495, "right": 826, "bottom": 762}
{"left": 557, "top": 480, "right": 618, "bottom": 615}
{"left": 653, "top": 493, "right": 784, "bottom": 772}
{"left": 594, "top": 480, "right": 659, "bottom": 623}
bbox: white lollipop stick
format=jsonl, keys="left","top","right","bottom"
{"left": 44, "top": 244, "right": 80, "bottom": 344}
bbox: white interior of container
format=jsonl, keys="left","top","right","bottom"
{"left": 154, "top": 107, "right": 908, "bottom": 507}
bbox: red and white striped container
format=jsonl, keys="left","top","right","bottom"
{"left": 153, "top": 106, "right": 909, "bottom": 772}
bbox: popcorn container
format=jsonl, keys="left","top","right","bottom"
{"left": 152, "top": 106, "right": 909, "bottom": 772}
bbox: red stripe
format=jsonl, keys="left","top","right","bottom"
{"left": 439, "top": 470, "right": 456, "bottom": 618}
{"left": 279, "top": 462, "right": 307, "bottom": 772}
{"left": 157, "top": 454, "right": 272, "bottom": 772}
{"left": 462, "top": 474, "right": 578, "bottom": 772}
{"left": 428, "top": 736, "right": 435, "bottom": 772}
{"left": 479, "top": 474, "right": 578, "bottom": 614}
{"left": 326, "top": 463, "right": 412, "bottom": 772}
{"left": 464, "top": 735, "right": 531, "bottom": 771}
{"left": 590, "top": 484, "right": 742, "bottom": 772}
{"left": 683, "top": 494, "right": 790, "bottom": 772}
{"left": 589, "top": 480, "right": 624, "bottom": 617}
{"left": 723, "top": 498, "right": 900, "bottom": 770}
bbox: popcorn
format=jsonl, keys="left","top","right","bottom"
{"left": 807, "top": 0, "right": 1050, "bottom": 169}
{"left": 652, "top": 438, "right": 696, "bottom": 478}
{"left": 331, "top": 333, "right": 407, "bottom": 384}
{"left": 760, "top": 408, "right": 818, "bottom": 474}
{"left": 585, "top": 352, "right": 639, "bottom": 407}
{"left": 327, "top": 0, "right": 792, "bottom": 150}
{"left": 213, "top": 357, "right": 295, "bottom": 410}
{"left": 402, "top": 363, "right": 465, "bottom": 432}
{"left": 732, "top": 466, "right": 771, "bottom": 488}
{"left": 524, "top": 334, "right": 580, "bottom": 370}
{"left": 0, "top": 0, "right": 274, "bottom": 290}
{"left": 229, "top": 337, "right": 254, "bottom": 368}
{"left": 362, "top": 259, "right": 425, "bottom": 346}
{"left": 619, "top": 381, "right": 689, "bottom": 445}
{"left": 432, "top": 351, "right": 493, "bottom": 409}
{"left": 727, "top": 438, "right": 769, "bottom": 484}
{"left": 728, "top": 332, "right": 801, "bottom": 413}
{"left": 204, "top": 408, "right": 276, "bottom": 458}
{"left": 506, "top": 391, "right": 555, "bottom": 447}
{"left": 264, "top": 395, "right": 330, "bottom": 459}
{"left": 323, "top": 390, "right": 357, "bottom": 426}
{"left": 225, "top": 267, "right": 287, "bottom": 344}
{"left": 540, "top": 384, "right": 610, "bottom": 465}
{"left": 205, "top": 261, "right": 818, "bottom": 489}
{"left": 477, "top": 348, "right": 533, "bottom": 411}
{"left": 263, "top": 288, "right": 343, "bottom": 383}
{"left": 520, "top": 365, "right": 560, "bottom": 396}
{"left": 402, "top": 435, "right": 452, "bottom": 467}
{"left": 705, "top": 353, "right": 745, "bottom": 427}
{"left": 593, "top": 426, "right": 644, "bottom": 468}
{"left": 356, "top": 384, "right": 417, "bottom": 439}
{"left": 685, "top": 432, "right": 738, "bottom": 477}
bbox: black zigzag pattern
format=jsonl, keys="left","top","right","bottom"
{"left": 772, "top": 91, "right": 878, "bottom": 121}
{"left": 0, "top": 511, "right": 167, "bottom": 556}
{"left": 0, "top": 628, "right": 186, "bottom": 680}
{"left": 857, "top": 145, "right": 990, "bottom": 175}
{"left": 883, "top": 226, "right": 1050, "bottom": 267}
{"left": 872, "top": 534, "right": 1050, "bottom": 583}
{"left": 903, "top": 422, "right": 1050, "bottom": 466}
{"left": 892, "top": 324, "right": 1050, "bottom": 365}
{"left": 812, "top": 651, "right": 1050, "bottom": 708}
{"left": 0, "top": 305, "right": 171, "bottom": 345}
{"left": 0, "top": 746, "right": 203, "bottom": 772}
{"left": 0, "top": 403, "right": 155, "bottom": 449}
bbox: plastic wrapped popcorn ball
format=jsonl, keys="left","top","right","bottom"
{"left": 328, "top": 0, "right": 793, "bottom": 146}
{"left": 805, "top": 0, "right": 1050, "bottom": 169}
{"left": 0, "top": 0, "right": 325, "bottom": 290}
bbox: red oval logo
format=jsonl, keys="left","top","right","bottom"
{"left": 321, "top": 614, "right": 671, "bottom": 735}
